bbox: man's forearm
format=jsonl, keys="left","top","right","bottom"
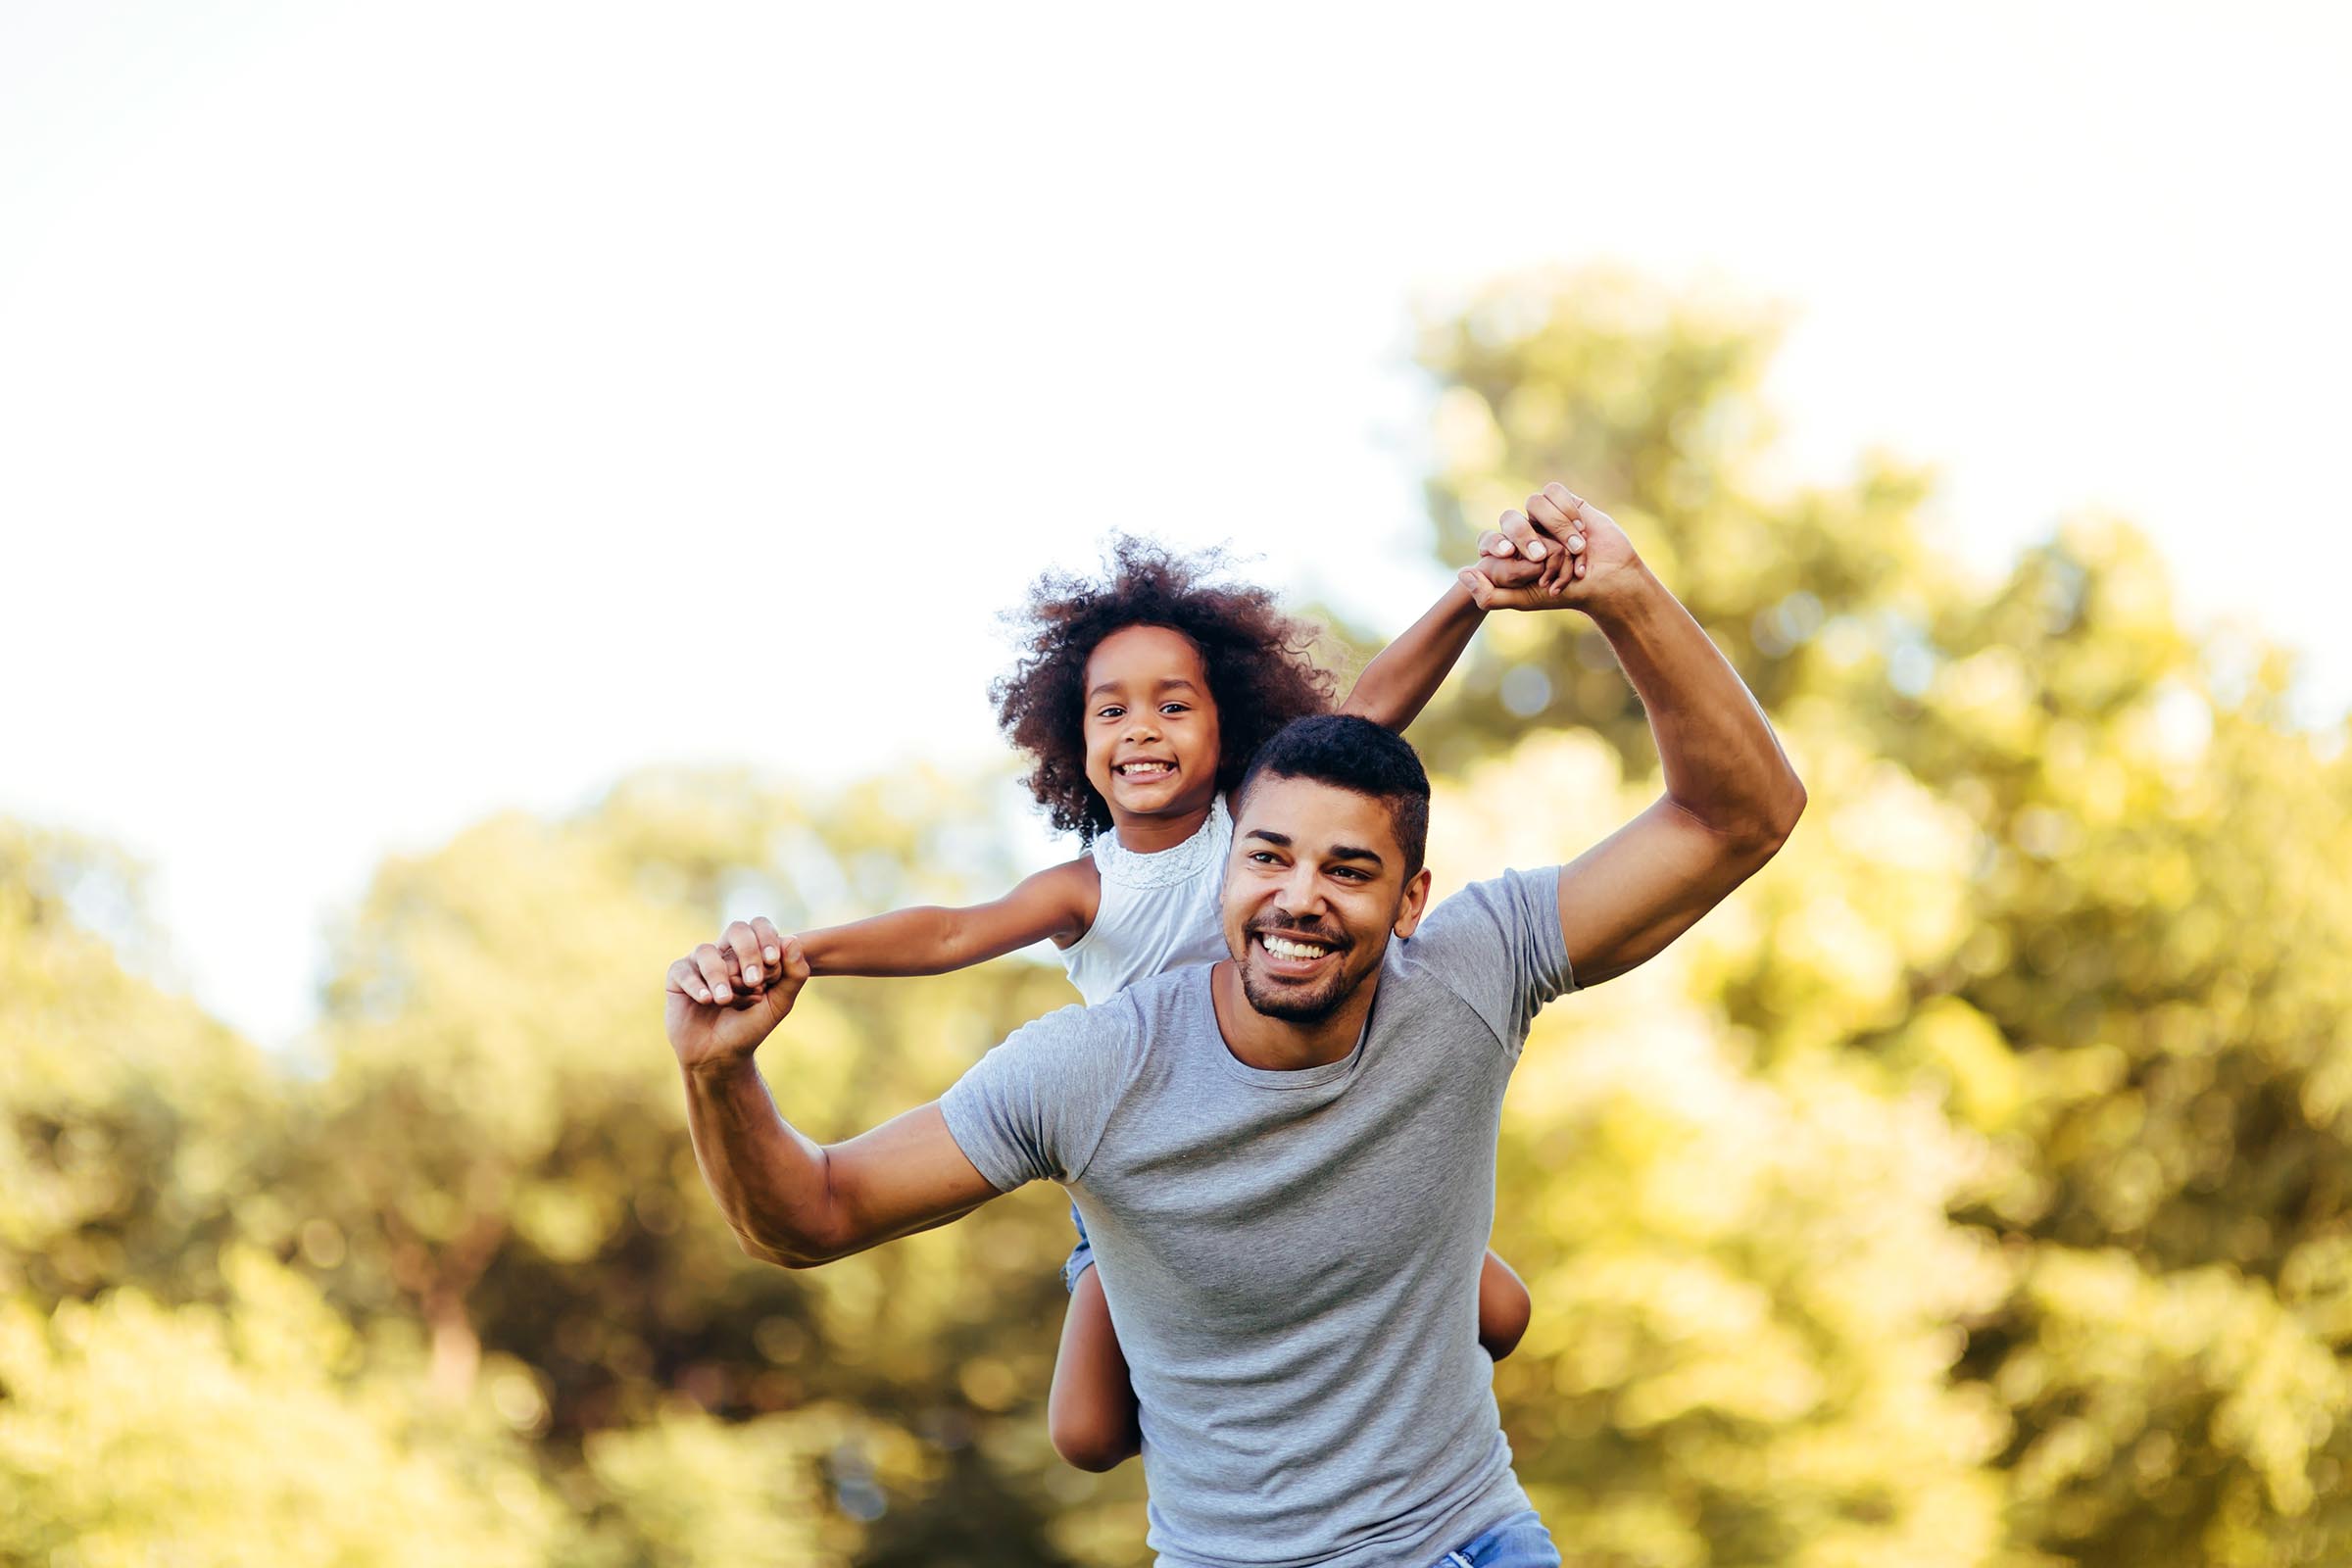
{"left": 679, "top": 1057, "right": 840, "bottom": 1266}
{"left": 1586, "top": 565, "right": 1805, "bottom": 844}
{"left": 1339, "top": 581, "right": 1487, "bottom": 732}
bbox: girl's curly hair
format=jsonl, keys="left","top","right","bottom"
{"left": 993, "top": 536, "right": 1337, "bottom": 841}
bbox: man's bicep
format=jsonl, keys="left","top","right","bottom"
{"left": 820, "top": 1102, "right": 1006, "bottom": 1260}
{"left": 1555, "top": 796, "right": 1781, "bottom": 989}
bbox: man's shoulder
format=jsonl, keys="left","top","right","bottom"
{"left": 1404, "top": 865, "right": 1563, "bottom": 950}
{"left": 1386, "top": 865, "right": 1572, "bottom": 1041}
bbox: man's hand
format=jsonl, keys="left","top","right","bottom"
{"left": 665, "top": 916, "right": 808, "bottom": 1074}
{"left": 1458, "top": 483, "right": 1643, "bottom": 614}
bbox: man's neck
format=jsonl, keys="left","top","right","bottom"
{"left": 1208, "top": 960, "right": 1382, "bottom": 1072}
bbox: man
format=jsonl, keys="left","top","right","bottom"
{"left": 666, "top": 484, "right": 1805, "bottom": 1567}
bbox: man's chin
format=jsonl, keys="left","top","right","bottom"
{"left": 1237, "top": 965, "right": 1348, "bottom": 1024}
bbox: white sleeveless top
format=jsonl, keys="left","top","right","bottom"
{"left": 1056, "top": 796, "right": 1234, "bottom": 1006}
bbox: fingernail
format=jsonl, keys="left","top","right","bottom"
{"left": 764, "top": 947, "right": 779, "bottom": 964}
{"left": 714, "top": 986, "right": 731, "bottom": 1003}
{"left": 745, "top": 965, "right": 761, "bottom": 986}
{"left": 1527, "top": 540, "right": 1546, "bottom": 559}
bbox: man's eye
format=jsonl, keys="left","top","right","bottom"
{"left": 1332, "top": 867, "right": 1367, "bottom": 881}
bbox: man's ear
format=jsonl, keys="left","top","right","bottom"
{"left": 1391, "top": 866, "right": 1435, "bottom": 940}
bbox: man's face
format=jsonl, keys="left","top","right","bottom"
{"left": 1222, "top": 773, "right": 1431, "bottom": 1024}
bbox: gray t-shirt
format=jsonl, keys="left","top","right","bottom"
{"left": 940, "top": 867, "right": 1576, "bottom": 1568}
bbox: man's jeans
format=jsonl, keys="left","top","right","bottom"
{"left": 1428, "top": 1508, "right": 1561, "bottom": 1567}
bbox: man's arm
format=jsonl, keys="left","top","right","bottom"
{"left": 1462, "top": 484, "right": 1807, "bottom": 988}
{"left": 669, "top": 921, "right": 1002, "bottom": 1265}
{"left": 1337, "top": 554, "right": 1549, "bottom": 732}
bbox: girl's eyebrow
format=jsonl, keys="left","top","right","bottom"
{"left": 1087, "top": 676, "right": 1202, "bottom": 699}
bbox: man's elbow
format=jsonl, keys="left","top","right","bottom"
{"left": 736, "top": 1220, "right": 846, "bottom": 1270}
{"left": 1747, "top": 772, "right": 1807, "bottom": 857}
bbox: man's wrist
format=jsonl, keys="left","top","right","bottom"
{"left": 683, "top": 1049, "right": 765, "bottom": 1092}
{"left": 1576, "top": 560, "right": 1667, "bottom": 634}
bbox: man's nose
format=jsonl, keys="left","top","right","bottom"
{"left": 1274, "top": 863, "right": 1329, "bottom": 918}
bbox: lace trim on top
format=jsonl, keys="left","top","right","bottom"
{"left": 1091, "top": 796, "right": 1231, "bottom": 890}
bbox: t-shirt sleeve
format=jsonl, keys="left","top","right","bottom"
{"left": 937, "top": 997, "right": 1135, "bottom": 1193}
{"left": 1407, "top": 865, "right": 1578, "bottom": 1052}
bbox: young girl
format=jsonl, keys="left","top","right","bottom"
{"left": 778, "top": 536, "right": 1543, "bottom": 1471}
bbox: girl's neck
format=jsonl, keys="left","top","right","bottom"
{"left": 1108, "top": 795, "right": 1217, "bottom": 856}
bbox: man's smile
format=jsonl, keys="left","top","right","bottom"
{"left": 1250, "top": 927, "right": 1346, "bottom": 976}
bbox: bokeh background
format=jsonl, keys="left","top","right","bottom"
{"left": 6, "top": 5, "right": 2352, "bottom": 1565}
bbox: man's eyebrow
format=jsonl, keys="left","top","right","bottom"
{"left": 1240, "top": 829, "right": 1384, "bottom": 866}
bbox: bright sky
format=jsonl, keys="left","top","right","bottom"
{"left": 4, "top": 2, "right": 2346, "bottom": 1049}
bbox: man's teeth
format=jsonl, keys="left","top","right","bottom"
{"left": 1261, "top": 934, "right": 1333, "bottom": 960}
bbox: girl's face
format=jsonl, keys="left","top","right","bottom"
{"left": 1080, "top": 624, "right": 1224, "bottom": 822}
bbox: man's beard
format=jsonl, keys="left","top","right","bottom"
{"left": 1235, "top": 925, "right": 1361, "bottom": 1023}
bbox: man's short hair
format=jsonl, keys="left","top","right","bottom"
{"left": 1237, "top": 714, "right": 1431, "bottom": 876}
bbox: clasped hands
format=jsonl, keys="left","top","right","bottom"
{"left": 1460, "top": 482, "right": 1639, "bottom": 612}
{"left": 665, "top": 915, "right": 806, "bottom": 1073}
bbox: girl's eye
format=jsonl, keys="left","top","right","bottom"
{"left": 1159, "top": 703, "right": 1190, "bottom": 715}
{"left": 1096, "top": 707, "right": 1124, "bottom": 720}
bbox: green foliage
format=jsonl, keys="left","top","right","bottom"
{"left": 1415, "top": 268, "right": 2352, "bottom": 1566}
{"left": 5, "top": 269, "right": 2349, "bottom": 1566}
{"left": 0, "top": 1250, "right": 557, "bottom": 1567}
{"left": 0, "top": 824, "right": 284, "bottom": 1307}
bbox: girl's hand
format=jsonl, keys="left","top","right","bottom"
{"left": 1460, "top": 484, "right": 1643, "bottom": 614}
{"left": 664, "top": 918, "right": 808, "bottom": 1074}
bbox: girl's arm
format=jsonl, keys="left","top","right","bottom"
{"left": 1337, "top": 578, "right": 1493, "bottom": 733}
{"left": 796, "top": 857, "right": 1099, "bottom": 977}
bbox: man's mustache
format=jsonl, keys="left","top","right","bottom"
{"left": 1246, "top": 918, "right": 1350, "bottom": 951}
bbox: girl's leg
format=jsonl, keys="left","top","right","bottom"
{"left": 1478, "top": 1249, "right": 1533, "bottom": 1361}
{"left": 1048, "top": 1263, "right": 1142, "bottom": 1471}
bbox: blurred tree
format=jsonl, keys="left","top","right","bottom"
{"left": 0, "top": 824, "right": 285, "bottom": 1308}
{"left": 291, "top": 767, "right": 1102, "bottom": 1561}
{"left": 1411, "top": 267, "right": 2352, "bottom": 1567}
{"left": 0, "top": 1248, "right": 557, "bottom": 1567}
